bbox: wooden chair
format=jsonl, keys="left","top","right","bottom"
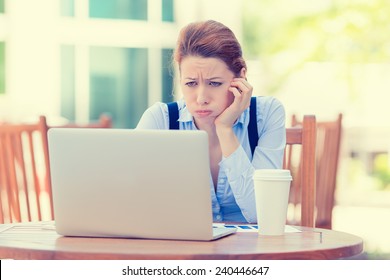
{"left": 290, "top": 114, "right": 342, "bottom": 229}
{"left": 0, "top": 116, "right": 52, "bottom": 223}
{"left": 0, "top": 114, "right": 112, "bottom": 223}
{"left": 284, "top": 115, "right": 317, "bottom": 228}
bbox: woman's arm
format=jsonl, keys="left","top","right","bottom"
{"left": 220, "top": 97, "right": 286, "bottom": 223}
{"left": 215, "top": 78, "right": 252, "bottom": 157}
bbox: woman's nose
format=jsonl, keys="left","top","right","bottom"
{"left": 196, "top": 86, "right": 209, "bottom": 105}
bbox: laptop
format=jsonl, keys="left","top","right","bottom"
{"left": 47, "top": 128, "right": 236, "bottom": 241}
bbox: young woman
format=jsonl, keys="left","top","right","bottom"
{"left": 136, "top": 20, "right": 286, "bottom": 223}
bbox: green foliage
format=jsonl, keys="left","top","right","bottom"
{"left": 242, "top": 0, "right": 390, "bottom": 93}
{"left": 0, "top": 42, "right": 5, "bottom": 94}
{"left": 243, "top": 0, "right": 390, "bottom": 61}
{"left": 373, "top": 153, "right": 390, "bottom": 190}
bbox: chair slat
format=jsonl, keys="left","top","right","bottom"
{"left": 0, "top": 119, "right": 50, "bottom": 223}
{"left": 300, "top": 115, "right": 317, "bottom": 228}
{"left": 289, "top": 114, "right": 342, "bottom": 229}
{"left": 285, "top": 115, "right": 317, "bottom": 228}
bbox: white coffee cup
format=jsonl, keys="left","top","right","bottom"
{"left": 253, "top": 169, "right": 292, "bottom": 235}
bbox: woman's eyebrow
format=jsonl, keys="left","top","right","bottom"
{"left": 183, "top": 77, "right": 224, "bottom": 80}
{"left": 207, "top": 77, "right": 223, "bottom": 80}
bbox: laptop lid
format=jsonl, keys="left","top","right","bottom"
{"left": 48, "top": 128, "right": 234, "bottom": 241}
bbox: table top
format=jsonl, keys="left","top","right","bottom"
{"left": 0, "top": 221, "right": 363, "bottom": 260}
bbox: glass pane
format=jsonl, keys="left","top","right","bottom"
{"left": 90, "top": 47, "right": 148, "bottom": 128}
{"left": 162, "top": 0, "right": 174, "bottom": 22}
{"left": 89, "top": 0, "right": 147, "bottom": 20}
{"left": 162, "top": 48, "right": 174, "bottom": 103}
{"left": 60, "top": 45, "right": 76, "bottom": 120}
{"left": 60, "top": 0, "right": 75, "bottom": 17}
{"left": 0, "top": 42, "right": 5, "bottom": 94}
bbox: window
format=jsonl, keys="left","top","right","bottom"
{"left": 162, "top": 48, "right": 174, "bottom": 103}
{"left": 89, "top": 47, "right": 148, "bottom": 128}
{"left": 89, "top": 0, "right": 147, "bottom": 20}
{"left": 57, "top": 0, "right": 177, "bottom": 127}
{"left": 60, "top": 45, "right": 76, "bottom": 120}
{"left": 0, "top": 42, "right": 5, "bottom": 94}
{"left": 61, "top": 46, "right": 150, "bottom": 127}
{"left": 60, "top": 0, "right": 75, "bottom": 17}
{"left": 162, "top": 0, "right": 174, "bottom": 22}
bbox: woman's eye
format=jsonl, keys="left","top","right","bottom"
{"left": 185, "top": 81, "right": 197, "bottom": 87}
{"left": 209, "top": 82, "right": 222, "bottom": 87}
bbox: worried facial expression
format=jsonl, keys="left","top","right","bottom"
{"left": 180, "top": 56, "right": 236, "bottom": 124}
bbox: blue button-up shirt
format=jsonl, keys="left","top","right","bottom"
{"left": 136, "top": 96, "right": 286, "bottom": 223}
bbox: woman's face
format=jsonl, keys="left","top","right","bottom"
{"left": 180, "top": 56, "right": 236, "bottom": 125}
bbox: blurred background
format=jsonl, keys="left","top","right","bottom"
{"left": 1, "top": 0, "right": 389, "bottom": 258}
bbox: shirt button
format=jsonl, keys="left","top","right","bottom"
{"left": 218, "top": 179, "right": 225, "bottom": 184}
{"left": 216, "top": 215, "right": 221, "bottom": 220}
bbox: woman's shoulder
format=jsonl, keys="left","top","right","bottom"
{"left": 151, "top": 99, "right": 186, "bottom": 110}
{"left": 142, "top": 99, "right": 186, "bottom": 119}
{"left": 142, "top": 101, "right": 166, "bottom": 115}
{"left": 137, "top": 99, "right": 186, "bottom": 129}
{"left": 252, "top": 96, "right": 285, "bottom": 132}
{"left": 254, "top": 95, "right": 285, "bottom": 116}
{"left": 136, "top": 102, "right": 168, "bottom": 129}
{"left": 255, "top": 95, "right": 283, "bottom": 107}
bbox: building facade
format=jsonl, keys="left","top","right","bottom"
{"left": 0, "top": 0, "right": 242, "bottom": 127}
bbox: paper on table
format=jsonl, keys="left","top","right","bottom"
{"left": 213, "top": 223, "right": 301, "bottom": 233}
{"left": 0, "top": 224, "right": 14, "bottom": 233}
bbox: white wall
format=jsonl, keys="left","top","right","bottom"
{"left": 1, "top": 0, "right": 60, "bottom": 121}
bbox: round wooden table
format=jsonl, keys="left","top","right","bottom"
{"left": 0, "top": 221, "right": 363, "bottom": 260}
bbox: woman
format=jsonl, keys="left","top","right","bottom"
{"left": 136, "top": 20, "right": 286, "bottom": 223}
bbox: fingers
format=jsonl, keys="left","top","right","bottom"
{"left": 230, "top": 78, "right": 253, "bottom": 95}
{"left": 229, "top": 86, "right": 243, "bottom": 98}
{"left": 229, "top": 78, "right": 253, "bottom": 108}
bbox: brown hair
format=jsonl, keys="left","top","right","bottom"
{"left": 173, "top": 20, "right": 247, "bottom": 77}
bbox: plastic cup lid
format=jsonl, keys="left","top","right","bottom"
{"left": 253, "top": 169, "right": 292, "bottom": 181}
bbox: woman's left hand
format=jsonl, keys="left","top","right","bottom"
{"left": 215, "top": 78, "right": 253, "bottom": 129}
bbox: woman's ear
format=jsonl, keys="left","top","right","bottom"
{"left": 239, "top": 68, "right": 247, "bottom": 80}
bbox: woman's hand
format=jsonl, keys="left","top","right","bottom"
{"left": 215, "top": 78, "right": 253, "bottom": 157}
{"left": 215, "top": 78, "right": 253, "bottom": 130}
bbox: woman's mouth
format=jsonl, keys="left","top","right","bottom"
{"left": 195, "top": 110, "right": 212, "bottom": 117}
